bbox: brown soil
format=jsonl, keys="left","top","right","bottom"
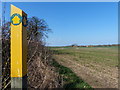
{"left": 54, "top": 55, "right": 118, "bottom": 88}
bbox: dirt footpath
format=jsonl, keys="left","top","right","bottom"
{"left": 54, "top": 55, "right": 118, "bottom": 88}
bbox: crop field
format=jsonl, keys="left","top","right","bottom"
{"left": 50, "top": 46, "right": 118, "bottom": 88}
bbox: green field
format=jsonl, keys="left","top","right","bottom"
{"left": 50, "top": 46, "right": 118, "bottom": 88}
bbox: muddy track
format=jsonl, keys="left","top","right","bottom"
{"left": 54, "top": 55, "right": 118, "bottom": 88}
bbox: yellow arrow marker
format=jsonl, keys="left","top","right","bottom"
{"left": 12, "top": 16, "right": 20, "bottom": 24}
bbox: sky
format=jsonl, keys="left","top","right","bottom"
{"left": 2, "top": 2, "right": 118, "bottom": 46}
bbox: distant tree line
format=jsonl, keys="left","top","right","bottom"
{"left": 66, "top": 44, "right": 119, "bottom": 47}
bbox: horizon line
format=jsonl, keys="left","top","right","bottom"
{"left": 46, "top": 43, "right": 119, "bottom": 47}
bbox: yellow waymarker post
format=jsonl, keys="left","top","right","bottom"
{"left": 11, "top": 4, "right": 27, "bottom": 89}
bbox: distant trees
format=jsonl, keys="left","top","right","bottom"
{"left": 71, "top": 44, "right": 78, "bottom": 47}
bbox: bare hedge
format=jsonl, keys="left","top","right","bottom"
{"left": 2, "top": 17, "right": 62, "bottom": 89}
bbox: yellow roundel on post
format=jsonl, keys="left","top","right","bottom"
{"left": 11, "top": 13, "right": 22, "bottom": 25}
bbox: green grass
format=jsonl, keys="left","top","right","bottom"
{"left": 51, "top": 59, "right": 93, "bottom": 89}
{"left": 51, "top": 46, "right": 118, "bottom": 67}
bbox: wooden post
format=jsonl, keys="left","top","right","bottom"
{"left": 10, "top": 4, "right": 27, "bottom": 89}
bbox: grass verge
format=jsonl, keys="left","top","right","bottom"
{"left": 51, "top": 59, "right": 93, "bottom": 89}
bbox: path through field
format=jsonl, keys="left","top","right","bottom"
{"left": 52, "top": 47, "right": 118, "bottom": 88}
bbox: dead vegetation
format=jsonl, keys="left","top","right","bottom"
{"left": 27, "top": 41, "right": 62, "bottom": 89}
{"left": 2, "top": 17, "right": 62, "bottom": 89}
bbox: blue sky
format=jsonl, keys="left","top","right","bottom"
{"left": 3, "top": 2, "right": 118, "bottom": 46}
